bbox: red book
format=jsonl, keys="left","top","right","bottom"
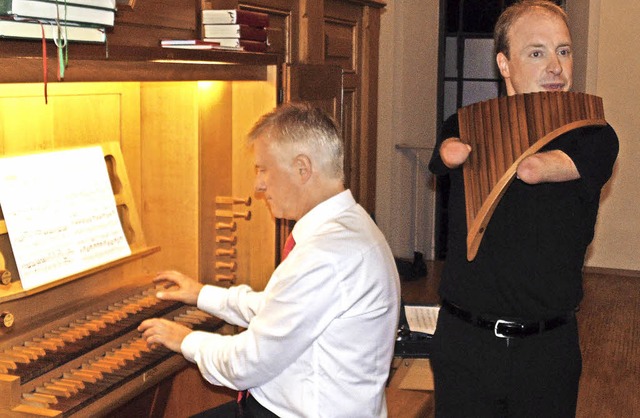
{"left": 202, "top": 38, "right": 268, "bottom": 53}
{"left": 202, "top": 9, "right": 269, "bottom": 28}
{"left": 202, "top": 24, "right": 268, "bottom": 42}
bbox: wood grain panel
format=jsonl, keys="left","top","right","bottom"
{"left": 231, "top": 69, "right": 277, "bottom": 290}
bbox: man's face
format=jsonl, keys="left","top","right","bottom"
{"left": 497, "top": 10, "right": 573, "bottom": 95}
{"left": 253, "top": 136, "right": 301, "bottom": 220}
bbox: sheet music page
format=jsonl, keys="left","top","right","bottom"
{"left": 405, "top": 305, "right": 440, "bottom": 335}
{"left": 0, "top": 146, "right": 131, "bottom": 290}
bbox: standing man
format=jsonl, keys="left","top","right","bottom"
{"left": 428, "top": 1, "right": 619, "bottom": 417}
{"left": 139, "top": 103, "right": 401, "bottom": 418}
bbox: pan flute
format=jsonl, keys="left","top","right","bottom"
{"left": 458, "top": 91, "right": 607, "bottom": 261}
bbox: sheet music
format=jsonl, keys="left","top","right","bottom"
{"left": 405, "top": 305, "right": 440, "bottom": 335}
{"left": 0, "top": 146, "right": 131, "bottom": 290}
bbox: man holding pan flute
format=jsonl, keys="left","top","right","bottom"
{"left": 428, "top": 1, "right": 618, "bottom": 417}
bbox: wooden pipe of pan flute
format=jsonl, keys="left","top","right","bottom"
{"left": 215, "top": 196, "right": 252, "bottom": 206}
{"left": 215, "top": 235, "right": 237, "bottom": 245}
{"left": 215, "top": 261, "right": 237, "bottom": 271}
{"left": 216, "top": 248, "right": 237, "bottom": 257}
{"left": 215, "top": 273, "right": 236, "bottom": 282}
{"left": 215, "top": 221, "right": 237, "bottom": 231}
{"left": 215, "top": 209, "right": 251, "bottom": 220}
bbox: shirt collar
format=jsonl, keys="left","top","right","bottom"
{"left": 290, "top": 189, "right": 355, "bottom": 245}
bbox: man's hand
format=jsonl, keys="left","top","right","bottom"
{"left": 153, "top": 270, "right": 204, "bottom": 306}
{"left": 138, "top": 318, "right": 192, "bottom": 353}
{"left": 440, "top": 137, "right": 472, "bottom": 168}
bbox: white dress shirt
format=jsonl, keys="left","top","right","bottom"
{"left": 181, "top": 190, "right": 401, "bottom": 418}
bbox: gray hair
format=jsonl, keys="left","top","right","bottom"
{"left": 248, "top": 102, "right": 344, "bottom": 182}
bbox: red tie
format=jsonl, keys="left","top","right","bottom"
{"left": 282, "top": 233, "right": 296, "bottom": 260}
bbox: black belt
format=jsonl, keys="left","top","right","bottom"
{"left": 442, "top": 300, "right": 570, "bottom": 338}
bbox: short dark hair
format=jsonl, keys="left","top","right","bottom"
{"left": 494, "top": 0, "right": 569, "bottom": 58}
{"left": 248, "top": 102, "right": 344, "bottom": 181}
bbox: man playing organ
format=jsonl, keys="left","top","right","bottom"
{"left": 139, "top": 103, "right": 401, "bottom": 418}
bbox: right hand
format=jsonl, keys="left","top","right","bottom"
{"left": 440, "top": 137, "right": 472, "bottom": 168}
{"left": 153, "top": 270, "right": 204, "bottom": 306}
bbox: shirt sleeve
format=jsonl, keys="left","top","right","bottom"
{"left": 180, "top": 251, "right": 344, "bottom": 390}
{"left": 552, "top": 124, "right": 619, "bottom": 201}
{"left": 195, "top": 284, "right": 264, "bottom": 328}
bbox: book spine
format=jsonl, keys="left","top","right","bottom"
{"left": 238, "top": 39, "right": 267, "bottom": 53}
{"left": 201, "top": 38, "right": 268, "bottom": 52}
{"left": 10, "top": 0, "right": 115, "bottom": 26}
{"left": 203, "top": 24, "right": 267, "bottom": 42}
{"left": 161, "top": 39, "right": 220, "bottom": 46}
{"left": 202, "top": 9, "right": 269, "bottom": 27}
{"left": 202, "top": 38, "right": 241, "bottom": 48}
{"left": 0, "top": 19, "right": 106, "bottom": 43}
{"left": 32, "top": 0, "right": 117, "bottom": 12}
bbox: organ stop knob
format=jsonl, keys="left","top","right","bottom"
{"left": 1, "top": 312, "right": 15, "bottom": 328}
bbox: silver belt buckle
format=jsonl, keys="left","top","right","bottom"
{"left": 494, "top": 319, "right": 518, "bottom": 338}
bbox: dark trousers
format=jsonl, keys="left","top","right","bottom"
{"left": 190, "top": 395, "right": 279, "bottom": 418}
{"left": 430, "top": 307, "right": 582, "bottom": 418}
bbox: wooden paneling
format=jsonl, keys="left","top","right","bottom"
{"left": 139, "top": 82, "right": 204, "bottom": 279}
{"left": 231, "top": 68, "right": 278, "bottom": 290}
{"left": 139, "top": 79, "right": 276, "bottom": 287}
{"left": 342, "top": 86, "right": 358, "bottom": 204}
{"left": 0, "top": 82, "right": 143, "bottom": 209}
{"left": 324, "top": 1, "right": 360, "bottom": 71}
{"left": 111, "top": 0, "right": 198, "bottom": 46}
{"left": 358, "top": 5, "right": 381, "bottom": 214}
{"left": 239, "top": 0, "right": 300, "bottom": 63}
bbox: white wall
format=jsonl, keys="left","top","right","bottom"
{"left": 376, "top": 0, "right": 440, "bottom": 261}
{"left": 579, "top": 0, "right": 640, "bottom": 271}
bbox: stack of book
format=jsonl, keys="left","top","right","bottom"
{"left": 201, "top": 9, "right": 269, "bottom": 52}
{"left": 0, "top": 0, "right": 116, "bottom": 44}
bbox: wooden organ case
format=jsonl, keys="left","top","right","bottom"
{"left": 0, "top": 0, "right": 381, "bottom": 414}
{"left": 0, "top": 71, "right": 280, "bottom": 415}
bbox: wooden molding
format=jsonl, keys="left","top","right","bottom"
{"left": 583, "top": 266, "right": 640, "bottom": 278}
{"left": 116, "top": 0, "right": 136, "bottom": 10}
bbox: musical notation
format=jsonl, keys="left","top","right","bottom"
{"left": 0, "top": 147, "right": 131, "bottom": 290}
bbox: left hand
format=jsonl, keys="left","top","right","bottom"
{"left": 138, "top": 318, "right": 192, "bottom": 353}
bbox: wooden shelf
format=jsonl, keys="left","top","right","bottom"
{"left": 0, "top": 41, "right": 280, "bottom": 83}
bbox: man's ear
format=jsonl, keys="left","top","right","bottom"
{"left": 293, "top": 154, "right": 312, "bottom": 183}
{"left": 496, "top": 52, "right": 510, "bottom": 78}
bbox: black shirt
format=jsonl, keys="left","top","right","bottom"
{"left": 429, "top": 113, "right": 619, "bottom": 319}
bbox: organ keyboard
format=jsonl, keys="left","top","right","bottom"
{"left": 2, "top": 287, "right": 223, "bottom": 417}
{"left": 0, "top": 143, "right": 226, "bottom": 417}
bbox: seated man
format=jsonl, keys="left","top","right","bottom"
{"left": 139, "top": 102, "right": 401, "bottom": 418}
